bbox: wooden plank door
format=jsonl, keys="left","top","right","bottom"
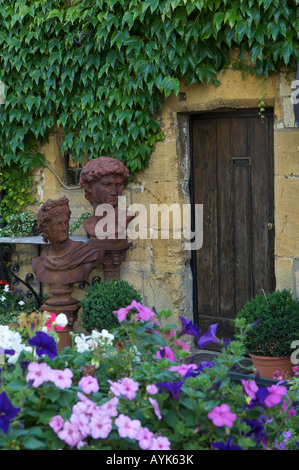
{"left": 191, "top": 109, "right": 275, "bottom": 339}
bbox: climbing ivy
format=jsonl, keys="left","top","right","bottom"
{"left": 0, "top": 0, "right": 298, "bottom": 218}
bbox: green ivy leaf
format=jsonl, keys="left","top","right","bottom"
{"left": 161, "top": 76, "right": 180, "bottom": 96}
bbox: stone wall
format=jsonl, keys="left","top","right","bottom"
{"left": 274, "top": 73, "right": 299, "bottom": 298}
{"left": 6, "top": 61, "right": 299, "bottom": 337}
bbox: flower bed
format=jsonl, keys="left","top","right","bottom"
{"left": 0, "top": 302, "right": 298, "bottom": 450}
{"left": 0, "top": 280, "right": 44, "bottom": 326}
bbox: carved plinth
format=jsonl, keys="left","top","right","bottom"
{"left": 88, "top": 238, "right": 132, "bottom": 280}
{"left": 41, "top": 283, "right": 79, "bottom": 350}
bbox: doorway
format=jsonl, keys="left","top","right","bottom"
{"left": 191, "top": 108, "right": 275, "bottom": 339}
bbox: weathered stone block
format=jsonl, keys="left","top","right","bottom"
{"left": 152, "top": 238, "right": 188, "bottom": 274}
{"left": 275, "top": 257, "right": 294, "bottom": 292}
{"left": 275, "top": 176, "right": 299, "bottom": 258}
{"left": 274, "top": 131, "right": 299, "bottom": 175}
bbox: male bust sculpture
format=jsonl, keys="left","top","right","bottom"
{"left": 79, "top": 156, "right": 135, "bottom": 240}
{"left": 32, "top": 197, "right": 103, "bottom": 285}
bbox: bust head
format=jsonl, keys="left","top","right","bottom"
{"left": 79, "top": 157, "right": 130, "bottom": 208}
{"left": 36, "top": 197, "right": 71, "bottom": 244}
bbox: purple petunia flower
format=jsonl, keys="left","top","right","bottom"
{"left": 3, "top": 349, "right": 15, "bottom": 357}
{"left": 178, "top": 316, "right": 200, "bottom": 339}
{"left": 246, "top": 387, "right": 270, "bottom": 410}
{"left": 184, "top": 361, "right": 215, "bottom": 379}
{"left": 0, "top": 391, "right": 20, "bottom": 434}
{"left": 242, "top": 418, "right": 266, "bottom": 445}
{"left": 156, "top": 380, "right": 183, "bottom": 401}
{"left": 28, "top": 331, "right": 57, "bottom": 359}
{"left": 212, "top": 435, "right": 242, "bottom": 450}
{"left": 197, "top": 324, "right": 220, "bottom": 349}
{"left": 20, "top": 360, "right": 30, "bottom": 377}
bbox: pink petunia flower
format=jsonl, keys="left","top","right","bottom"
{"left": 241, "top": 379, "right": 259, "bottom": 399}
{"left": 137, "top": 426, "right": 154, "bottom": 450}
{"left": 49, "top": 415, "right": 64, "bottom": 434}
{"left": 115, "top": 414, "right": 141, "bottom": 439}
{"left": 114, "top": 301, "right": 157, "bottom": 323}
{"left": 108, "top": 379, "right": 123, "bottom": 396}
{"left": 156, "top": 346, "right": 176, "bottom": 362}
{"left": 165, "top": 329, "right": 177, "bottom": 339}
{"left": 134, "top": 303, "right": 156, "bottom": 322}
{"left": 70, "top": 412, "right": 91, "bottom": 439}
{"left": 78, "top": 375, "right": 99, "bottom": 394}
{"left": 89, "top": 414, "right": 112, "bottom": 439}
{"left": 173, "top": 339, "right": 191, "bottom": 352}
{"left": 113, "top": 307, "right": 130, "bottom": 322}
{"left": 72, "top": 398, "right": 97, "bottom": 418}
{"left": 149, "top": 397, "right": 162, "bottom": 420}
{"left": 26, "top": 362, "right": 53, "bottom": 388}
{"left": 51, "top": 368, "right": 73, "bottom": 389}
{"left": 169, "top": 363, "right": 198, "bottom": 377}
{"left": 146, "top": 384, "right": 158, "bottom": 395}
{"left": 108, "top": 377, "right": 139, "bottom": 400}
{"left": 265, "top": 385, "right": 288, "bottom": 407}
{"left": 151, "top": 435, "right": 171, "bottom": 450}
{"left": 77, "top": 391, "right": 95, "bottom": 404}
{"left": 99, "top": 397, "right": 119, "bottom": 417}
{"left": 57, "top": 421, "right": 82, "bottom": 447}
{"left": 208, "top": 403, "right": 237, "bottom": 428}
{"left": 45, "top": 313, "right": 57, "bottom": 330}
{"left": 120, "top": 377, "right": 140, "bottom": 399}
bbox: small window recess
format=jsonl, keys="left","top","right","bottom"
{"left": 63, "top": 148, "right": 82, "bottom": 186}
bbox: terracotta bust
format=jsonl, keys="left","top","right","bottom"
{"left": 79, "top": 156, "right": 135, "bottom": 240}
{"left": 32, "top": 197, "right": 103, "bottom": 285}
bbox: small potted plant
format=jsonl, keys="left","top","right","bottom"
{"left": 235, "top": 289, "right": 299, "bottom": 379}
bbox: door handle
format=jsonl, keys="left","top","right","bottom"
{"left": 267, "top": 223, "right": 274, "bottom": 231}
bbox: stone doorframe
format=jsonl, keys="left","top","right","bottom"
{"left": 165, "top": 68, "right": 299, "bottom": 325}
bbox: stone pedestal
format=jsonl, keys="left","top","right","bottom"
{"left": 88, "top": 238, "right": 132, "bottom": 280}
{"left": 42, "top": 283, "right": 79, "bottom": 350}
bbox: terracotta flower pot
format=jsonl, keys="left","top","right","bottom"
{"left": 249, "top": 353, "right": 294, "bottom": 379}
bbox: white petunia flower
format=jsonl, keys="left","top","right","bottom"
{"left": 73, "top": 329, "right": 114, "bottom": 353}
{"left": 54, "top": 313, "right": 68, "bottom": 328}
{"left": 87, "top": 331, "right": 102, "bottom": 350}
{"left": 0, "top": 296, "right": 6, "bottom": 302}
{"left": 18, "top": 300, "right": 25, "bottom": 306}
{"left": 99, "top": 329, "right": 114, "bottom": 345}
{"left": 74, "top": 333, "right": 91, "bottom": 353}
{"left": 0, "top": 325, "right": 32, "bottom": 364}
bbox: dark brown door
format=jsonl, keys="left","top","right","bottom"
{"left": 191, "top": 108, "right": 275, "bottom": 339}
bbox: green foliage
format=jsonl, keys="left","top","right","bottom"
{"left": 81, "top": 278, "right": 142, "bottom": 333}
{"left": 68, "top": 212, "right": 91, "bottom": 235}
{"left": 0, "top": 210, "right": 35, "bottom": 237}
{"left": 0, "top": 280, "right": 44, "bottom": 325}
{"left": 0, "top": 165, "right": 39, "bottom": 224}
{"left": 0, "top": 0, "right": 298, "bottom": 179}
{"left": 236, "top": 289, "right": 299, "bottom": 357}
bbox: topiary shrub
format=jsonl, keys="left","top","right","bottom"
{"left": 81, "top": 279, "right": 142, "bottom": 333}
{"left": 235, "top": 289, "right": 299, "bottom": 357}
